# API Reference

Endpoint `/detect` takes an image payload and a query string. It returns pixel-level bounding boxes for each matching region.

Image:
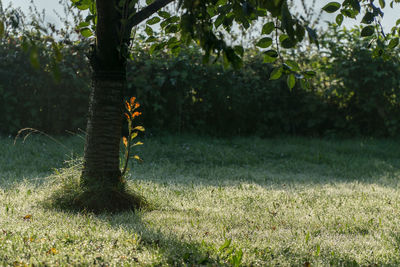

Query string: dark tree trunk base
[72,186,147,214]
[46,162,148,214]
[49,181,148,214]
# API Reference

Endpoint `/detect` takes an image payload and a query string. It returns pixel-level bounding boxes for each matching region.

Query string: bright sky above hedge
[3,0,399,33]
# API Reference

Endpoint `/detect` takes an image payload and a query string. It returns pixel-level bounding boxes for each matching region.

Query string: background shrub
[319,24,400,137]
[1,5,400,138]
[0,38,90,135]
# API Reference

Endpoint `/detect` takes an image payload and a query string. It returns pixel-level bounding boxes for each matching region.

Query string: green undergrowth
[1,135,400,265]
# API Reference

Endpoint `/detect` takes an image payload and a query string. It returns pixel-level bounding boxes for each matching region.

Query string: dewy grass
[1,135,400,265]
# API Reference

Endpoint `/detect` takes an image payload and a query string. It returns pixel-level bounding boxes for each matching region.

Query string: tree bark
[81,0,126,189]
[80,0,176,208]
[81,73,125,188]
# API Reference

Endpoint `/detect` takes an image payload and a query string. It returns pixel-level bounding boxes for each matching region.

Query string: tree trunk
[81,0,126,190]
[81,72,125,188]
[77,0,175,212]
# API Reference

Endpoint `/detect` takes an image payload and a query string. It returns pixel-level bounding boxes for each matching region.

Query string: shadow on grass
[3,135,400,189]
[130,135,400,189]
[45,205,218,265]
[0,135,84,187]
[41,169,219,265]
[103,211,217,266]
[15,135,400,265]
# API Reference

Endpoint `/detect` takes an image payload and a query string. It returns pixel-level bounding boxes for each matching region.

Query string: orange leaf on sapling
[122,137,128,147]
[135,103,140,109]
[132,111,141,118]
[125,101,131,111]
[124,113,130,120]
[130,96,136,106]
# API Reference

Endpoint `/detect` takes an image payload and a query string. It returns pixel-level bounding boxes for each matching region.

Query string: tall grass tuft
[43,158,148,214]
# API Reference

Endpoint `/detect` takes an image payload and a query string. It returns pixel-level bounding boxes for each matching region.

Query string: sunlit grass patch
[1,135,400,265]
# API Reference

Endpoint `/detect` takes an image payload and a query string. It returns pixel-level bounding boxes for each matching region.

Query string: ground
[1,135,400,265]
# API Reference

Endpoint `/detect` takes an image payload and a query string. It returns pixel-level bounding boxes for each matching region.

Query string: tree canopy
[67,0,400,90]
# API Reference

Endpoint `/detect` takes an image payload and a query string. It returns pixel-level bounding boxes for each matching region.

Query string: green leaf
[262,22,275,35]
[341,8,357,18]
[347,0,360,13]
[361,12,375,24]
[71,0,92,11]
[256,37,273,48]
[281,2,295,40]
[303,70,316,78]
[361,25,375,37]
[165,24,179,33]
[206,5,216,17]
[80,28,93,38]
[214,14,224,28]
[263,55,277,63]
[322,2,341,13]
[145,25,153,36]
[145,36,157,43]
[270,67,283,80]
[306,26,319,48]
[147,16,161,25]
[336,14,344,26]
[388,38,399,49]
[300,78,311,90]
[295,23,305,41]
[279,34,289,43]
[149,42,165,54]
[285,60,300,71]
[158,11,171,18]
[281,37,296,48]
[287,74,296,90]
[379,0,385,8]
[263,49,279,58]
[77,21,90,29]
[234,45,244,56]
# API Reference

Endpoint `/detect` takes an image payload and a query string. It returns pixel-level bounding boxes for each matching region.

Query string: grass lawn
[1,134,400,266]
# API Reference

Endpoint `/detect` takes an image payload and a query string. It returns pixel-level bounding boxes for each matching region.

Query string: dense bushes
[319,24,400,137]
[127,48,334,136]
[0,3,91,135]
[1,17,400,137]
[0,38,91,135]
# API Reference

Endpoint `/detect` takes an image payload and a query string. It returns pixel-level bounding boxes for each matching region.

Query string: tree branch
[130,0,176,27]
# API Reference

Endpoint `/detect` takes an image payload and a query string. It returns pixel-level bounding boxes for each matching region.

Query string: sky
[2,0,400,32]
